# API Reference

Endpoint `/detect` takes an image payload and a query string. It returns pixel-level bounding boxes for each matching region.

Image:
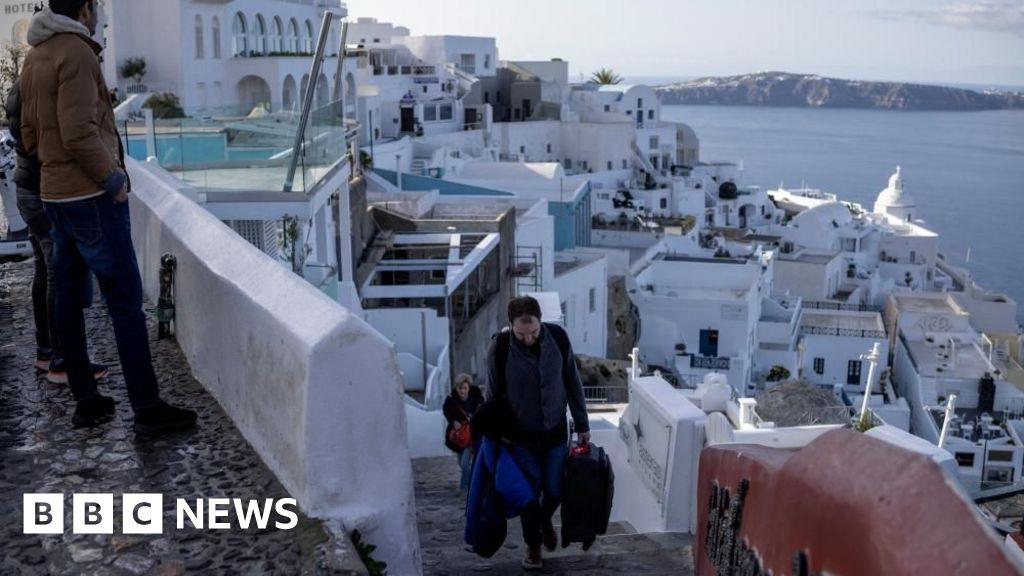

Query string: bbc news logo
[23,494,299,534]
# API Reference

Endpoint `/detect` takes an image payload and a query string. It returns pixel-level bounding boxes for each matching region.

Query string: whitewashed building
[886,292,1024,490]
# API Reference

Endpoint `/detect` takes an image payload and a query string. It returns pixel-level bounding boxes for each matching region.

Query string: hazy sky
[343,0,1024,86]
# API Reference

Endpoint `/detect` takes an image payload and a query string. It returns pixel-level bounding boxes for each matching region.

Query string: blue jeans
[459,447,474,491]
[45,195,160,411]
[508,443,568,547]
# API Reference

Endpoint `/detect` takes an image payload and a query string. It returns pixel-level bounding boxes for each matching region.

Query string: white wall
[551,254,608,358]
[397,35,497,77]
[516,206,556,292]
[801,334,889,391]
[127,159,421,574]
[774,256,842,301]
[616,376,706,533]
[404,404,449,458]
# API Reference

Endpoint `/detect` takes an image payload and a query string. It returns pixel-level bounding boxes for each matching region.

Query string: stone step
[413,456,694,575]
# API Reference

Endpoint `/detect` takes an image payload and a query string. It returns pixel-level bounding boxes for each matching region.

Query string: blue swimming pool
[125,133,278,165]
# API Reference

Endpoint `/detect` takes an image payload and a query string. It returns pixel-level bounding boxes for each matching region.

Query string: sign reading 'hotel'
[3,2,40,15]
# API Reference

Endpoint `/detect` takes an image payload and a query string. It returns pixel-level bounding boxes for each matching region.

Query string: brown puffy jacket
[20,13,124,202]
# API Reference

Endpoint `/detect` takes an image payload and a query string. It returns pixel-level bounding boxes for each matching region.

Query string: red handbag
[447,422,472,450]
[447,405,472,449]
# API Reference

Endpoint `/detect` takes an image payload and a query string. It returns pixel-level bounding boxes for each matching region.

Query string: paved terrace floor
[0,258,361,575]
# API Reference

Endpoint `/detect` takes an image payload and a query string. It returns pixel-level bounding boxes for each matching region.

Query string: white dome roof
[787,201,852,250]
[791,201,853,232]
[874,166,916,213]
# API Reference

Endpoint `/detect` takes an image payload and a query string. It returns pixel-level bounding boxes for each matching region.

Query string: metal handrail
[284,12,342,192]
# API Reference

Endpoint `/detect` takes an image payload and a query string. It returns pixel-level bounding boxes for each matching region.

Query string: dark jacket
[20,9,127,202]
[4,82,41,194]
[486,323,589,448]
[443,385,483,453]
[464,435,536,554]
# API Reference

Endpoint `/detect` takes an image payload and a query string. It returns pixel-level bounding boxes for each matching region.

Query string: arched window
[212,17,221,59]
[254,14,267,55]
[288,18,299,53]
[304,19,314,53]
[232,12,247,57]
[272,16,283,53]
[194,15,204,59]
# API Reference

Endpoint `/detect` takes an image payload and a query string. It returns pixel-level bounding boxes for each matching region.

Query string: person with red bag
[444,373,483,491]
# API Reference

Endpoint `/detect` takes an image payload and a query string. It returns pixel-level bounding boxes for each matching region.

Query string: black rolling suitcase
[561,441,614,550]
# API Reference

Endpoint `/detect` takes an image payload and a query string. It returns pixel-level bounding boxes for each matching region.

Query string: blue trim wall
[549,181,592,251]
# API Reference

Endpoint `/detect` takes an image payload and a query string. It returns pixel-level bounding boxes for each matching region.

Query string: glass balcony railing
[118,99,357,195]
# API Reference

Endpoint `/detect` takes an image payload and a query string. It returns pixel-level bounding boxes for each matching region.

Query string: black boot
[133,401,197,438]
[72,394,116,428]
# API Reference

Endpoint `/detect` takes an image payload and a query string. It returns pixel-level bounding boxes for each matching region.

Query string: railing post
[630,347,640,382]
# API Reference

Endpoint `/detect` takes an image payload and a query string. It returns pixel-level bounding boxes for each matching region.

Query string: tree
[589,67,622,85]
[119,57,147,85]
[0,43,26,119]
[142,92,185,119]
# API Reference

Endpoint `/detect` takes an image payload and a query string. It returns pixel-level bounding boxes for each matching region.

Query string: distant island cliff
[655,72,1024,111]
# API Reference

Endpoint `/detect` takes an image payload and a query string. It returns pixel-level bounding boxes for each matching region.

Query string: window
[989,450,1014,462]
[423,105,437,122]
[607,161,613,170]
[604,104,610,112]
[272,16,283,52]
[699,329,719,357]
[813,358,825,375]
[519,145,525,154]
[460,53,476,74]
[254,14,267,54]
[648,109,654,120]
[484,91,489,104]
[484,53,491,69]
[660,198,668,210]
[439,104,453,120]
[589,288,596,313]
[622,159,628,169]
[422,85,428,93]
[305,19,314,52]
[637,98,643,107]
[581,160,589,171]
[847,360,862,385]
[955,452,975,467]
[564,158,573,170]
[212,16,221,58]
[546,143,551,154]
[288,18,300,52]
[194,15,204,59]
[231,12,247,57]
[649,136,659,149]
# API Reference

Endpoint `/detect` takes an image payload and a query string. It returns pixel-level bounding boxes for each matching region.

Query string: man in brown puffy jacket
[19,0,196,437]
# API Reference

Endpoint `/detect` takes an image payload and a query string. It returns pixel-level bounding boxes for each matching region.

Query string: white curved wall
[126,158,421,574]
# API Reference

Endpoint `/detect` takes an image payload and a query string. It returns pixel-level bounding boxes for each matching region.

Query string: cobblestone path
[0,258,358,575]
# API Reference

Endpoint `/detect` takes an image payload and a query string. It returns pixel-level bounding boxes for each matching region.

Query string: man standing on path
[487,296,590,570]
[19,0,196,436]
